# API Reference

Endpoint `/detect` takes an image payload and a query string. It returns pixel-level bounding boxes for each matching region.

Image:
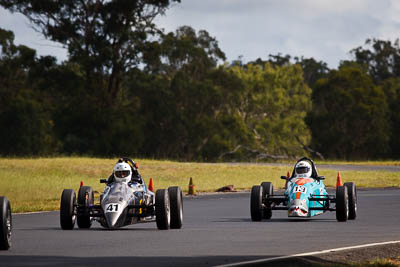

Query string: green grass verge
[0,157,399,213]
[262,160,400,166]
[316,161,400,166]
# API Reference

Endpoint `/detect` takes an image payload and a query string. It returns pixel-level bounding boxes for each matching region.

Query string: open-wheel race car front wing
[78,204,156,219]
[263,194,337,212]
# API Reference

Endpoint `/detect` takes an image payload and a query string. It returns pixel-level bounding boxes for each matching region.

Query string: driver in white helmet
[107,158,144,185]
[294,161,312,178]
[113,162,132,183]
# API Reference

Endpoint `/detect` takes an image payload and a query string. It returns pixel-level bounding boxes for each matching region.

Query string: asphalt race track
[1,188,400,267]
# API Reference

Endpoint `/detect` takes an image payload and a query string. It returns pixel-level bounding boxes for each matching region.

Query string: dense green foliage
[0,1,399,160]
[307,65,390,159]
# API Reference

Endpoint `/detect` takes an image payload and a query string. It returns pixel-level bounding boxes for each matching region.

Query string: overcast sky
[1,0,400,68]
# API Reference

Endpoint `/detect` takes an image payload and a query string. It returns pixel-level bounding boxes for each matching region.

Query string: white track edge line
[216,240,400,267]
[13,211,54,215]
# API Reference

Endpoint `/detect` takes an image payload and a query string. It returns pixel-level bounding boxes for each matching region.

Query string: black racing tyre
[168,186,183,229]
[261,182,273,219]
[261,182,273,197]
[336,186,349,222]
[77,186,94,228]
[155,189,170,230]
[344,182,357,220]
[0,196,11,250]
[60,189,76,230]
[250,185,264,221]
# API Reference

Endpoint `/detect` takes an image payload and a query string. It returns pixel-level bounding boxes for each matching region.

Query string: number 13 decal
[105,203,119,212]
[294,186,307,194]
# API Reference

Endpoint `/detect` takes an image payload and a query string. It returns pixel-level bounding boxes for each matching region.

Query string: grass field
[0,157,399,213]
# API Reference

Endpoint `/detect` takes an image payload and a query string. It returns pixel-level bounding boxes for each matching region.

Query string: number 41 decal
[105,203,119,212]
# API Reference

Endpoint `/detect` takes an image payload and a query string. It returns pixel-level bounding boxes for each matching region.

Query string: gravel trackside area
[249,243,400,266]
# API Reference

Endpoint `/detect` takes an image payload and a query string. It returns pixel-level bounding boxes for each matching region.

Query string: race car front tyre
[336,186,349,222]
[0,196,11,250]
[344,182,357,220]
[155,189,170,230]
[261,182,273,196]
[77,186,94,229]
[60,189,76,230]
[168,186,183,229]
[261,182,273,219]
[250,185,264,221]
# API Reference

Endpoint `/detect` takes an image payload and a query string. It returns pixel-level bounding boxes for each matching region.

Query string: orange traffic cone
[188,177,197,195]
[148,178,154,192]
[80,181,84,187]
[285,171,290,189]
[336,172,343,187]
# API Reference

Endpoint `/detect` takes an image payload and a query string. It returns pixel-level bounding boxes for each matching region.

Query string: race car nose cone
[289,207,307,217]
[105,212,120,228]
[288,199,308,217]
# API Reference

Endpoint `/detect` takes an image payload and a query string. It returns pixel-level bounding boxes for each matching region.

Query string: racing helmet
[295,161,312,177]
[113,162,132,183]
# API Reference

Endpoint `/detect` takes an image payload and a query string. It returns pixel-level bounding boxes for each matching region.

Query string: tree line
[0,0,399,161]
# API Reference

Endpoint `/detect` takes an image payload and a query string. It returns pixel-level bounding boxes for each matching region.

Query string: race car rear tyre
[261,182,273,219]
[336,186,349,222]
[77,186,94,229]
[155,189,170,230]
[60,189,76,230]
[344,182,357,220]
[0,196,11,250]
[250,185,264,221]
[168,186,183,229]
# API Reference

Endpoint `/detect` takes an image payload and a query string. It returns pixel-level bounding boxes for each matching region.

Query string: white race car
[60,158,183,230]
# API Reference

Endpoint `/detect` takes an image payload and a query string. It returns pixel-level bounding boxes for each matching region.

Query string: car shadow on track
[16,227,158,231]
[0,255,344,267]
[213,217,337,223]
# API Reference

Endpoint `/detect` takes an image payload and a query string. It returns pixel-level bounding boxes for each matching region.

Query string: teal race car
[250,157,357,222]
